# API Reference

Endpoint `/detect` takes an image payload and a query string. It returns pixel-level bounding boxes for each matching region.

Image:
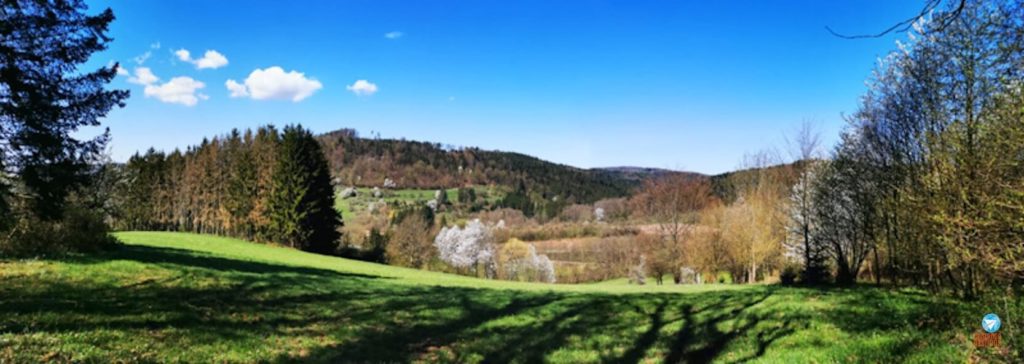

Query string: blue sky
[86,0,925,174]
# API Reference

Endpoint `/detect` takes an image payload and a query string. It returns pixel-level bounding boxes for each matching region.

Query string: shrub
[628,255,647,285]
[0,206,118,257]
[780,264,800,285]
[497,238,556,283]
[386,216,435,269]
[716,271,733,284]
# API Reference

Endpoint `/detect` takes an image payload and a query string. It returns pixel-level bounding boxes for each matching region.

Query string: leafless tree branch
[826,0,966,39]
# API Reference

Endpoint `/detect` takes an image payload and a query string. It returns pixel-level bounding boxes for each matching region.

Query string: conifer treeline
[115,125,340,253]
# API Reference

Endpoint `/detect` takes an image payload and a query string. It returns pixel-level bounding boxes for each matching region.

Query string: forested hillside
[318,129,638,203]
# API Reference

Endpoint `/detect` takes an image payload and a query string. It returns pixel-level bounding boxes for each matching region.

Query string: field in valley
[0,232,991,363]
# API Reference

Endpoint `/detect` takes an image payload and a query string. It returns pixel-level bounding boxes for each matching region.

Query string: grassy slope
[0,232,984,363]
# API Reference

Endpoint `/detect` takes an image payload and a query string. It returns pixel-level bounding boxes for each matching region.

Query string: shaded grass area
[0,232,980,362]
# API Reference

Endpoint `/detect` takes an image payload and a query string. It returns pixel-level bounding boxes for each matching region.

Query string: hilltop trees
[116,125,342,254]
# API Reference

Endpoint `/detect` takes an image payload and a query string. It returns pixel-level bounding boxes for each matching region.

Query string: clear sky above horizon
[86,0,927,175]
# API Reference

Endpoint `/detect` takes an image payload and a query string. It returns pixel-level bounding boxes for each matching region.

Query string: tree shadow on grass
[4,246,945,363]
[81,244,387,281]
[662,290,777,364]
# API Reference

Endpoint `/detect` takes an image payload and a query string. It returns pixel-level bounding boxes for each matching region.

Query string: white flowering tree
[434,219,496,277]
[533,252,556,283]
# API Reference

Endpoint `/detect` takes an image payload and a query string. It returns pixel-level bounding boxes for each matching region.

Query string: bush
[716,271,733,284]
[386,216,435,269]
[780,264,799,285]
[0,207,118,257]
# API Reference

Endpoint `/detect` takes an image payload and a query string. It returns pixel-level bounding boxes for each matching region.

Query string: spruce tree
[1,0,129,220]
[268,125,341,253]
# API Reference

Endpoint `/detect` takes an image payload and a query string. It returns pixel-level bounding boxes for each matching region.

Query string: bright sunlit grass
[0,232,983,362]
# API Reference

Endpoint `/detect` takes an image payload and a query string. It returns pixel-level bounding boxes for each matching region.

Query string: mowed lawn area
[0,232,985,363]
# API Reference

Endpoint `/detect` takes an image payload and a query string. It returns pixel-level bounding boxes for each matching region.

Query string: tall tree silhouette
[268,125,341,253]
[0,0,128,219]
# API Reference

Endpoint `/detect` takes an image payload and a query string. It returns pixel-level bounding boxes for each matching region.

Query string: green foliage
[0,0,128,220]
[0,205,118,257]
[499,181,535,216]
[716,271,733,284]
[0,231,1000,362]
[457,186,476,204]
[268,125,341,254]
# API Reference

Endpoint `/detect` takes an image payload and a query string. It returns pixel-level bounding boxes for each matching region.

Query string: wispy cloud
[133,51,152,65]
[175,49,229,69]
[384,31,403,39]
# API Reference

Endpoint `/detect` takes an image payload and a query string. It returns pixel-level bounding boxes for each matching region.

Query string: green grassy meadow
[0,232,998,363]
[334,187,460,222]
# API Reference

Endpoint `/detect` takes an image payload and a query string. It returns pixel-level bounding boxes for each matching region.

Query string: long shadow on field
[663,290,776,363]
[8,245,952,363]
[92,244,386,280]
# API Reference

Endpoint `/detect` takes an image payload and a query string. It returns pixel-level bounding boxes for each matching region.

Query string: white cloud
[133,51,152,65]
[346,79,378,96]
[384,31,403,39]
[143,77,206,106]
[150,41,161,49]
[225,79,249,98]
[128,67,158,85]
[176,49,229,69]
[226,66,322,102]
[174,49,190,62]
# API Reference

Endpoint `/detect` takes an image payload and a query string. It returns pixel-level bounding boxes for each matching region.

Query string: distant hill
[317,129,642,203]
[592,166,704,183]
[316,128,799,204]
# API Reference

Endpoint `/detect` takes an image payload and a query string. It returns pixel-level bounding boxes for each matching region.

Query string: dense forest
[114,125,340,253]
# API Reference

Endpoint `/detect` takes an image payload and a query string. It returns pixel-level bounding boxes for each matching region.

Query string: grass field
[334,187,460,222]
[0,232,1001,363]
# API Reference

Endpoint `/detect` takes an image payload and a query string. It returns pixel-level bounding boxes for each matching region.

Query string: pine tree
[224,130,256,239]
[251,126,279,242]
[1,0,129,220]
[268,125,341,253]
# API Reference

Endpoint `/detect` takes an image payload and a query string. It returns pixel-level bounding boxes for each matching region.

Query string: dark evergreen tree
[500,180,534,216]
[0,0,128,220]
[268,125,341,253]
[224,129,257,239]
